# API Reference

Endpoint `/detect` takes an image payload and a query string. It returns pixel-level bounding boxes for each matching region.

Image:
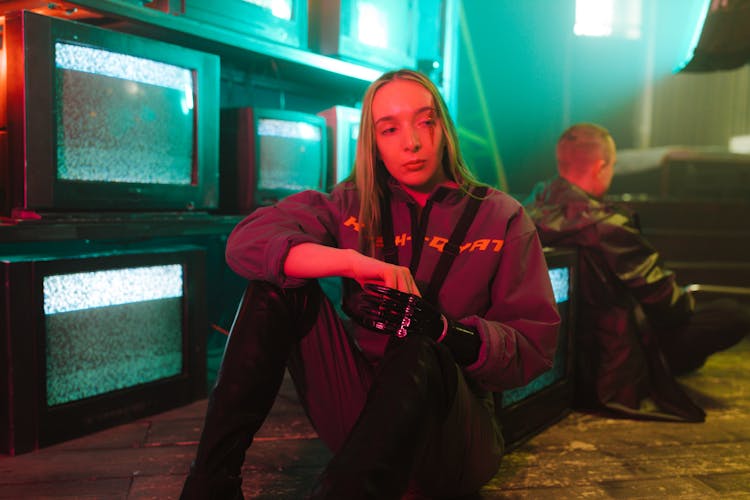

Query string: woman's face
[371,79,446,194]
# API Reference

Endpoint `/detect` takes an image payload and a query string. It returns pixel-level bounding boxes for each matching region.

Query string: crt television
[309,0,418,70]
[181,0,308,49]
[0,245,207,455]
[495,246,578,450]
[220,107,328,212]
[318,105,361,188]
[1,10,220,218]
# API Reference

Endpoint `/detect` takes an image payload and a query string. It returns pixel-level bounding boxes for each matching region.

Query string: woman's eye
[418,117,436,128]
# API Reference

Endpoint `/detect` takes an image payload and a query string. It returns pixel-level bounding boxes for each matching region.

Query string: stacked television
[0,0,444,455]
[219,107,329,212]
[177,0,420,71]
[181,0,308,50]
[309,0,419,70]
[319,105,362,188]
[0,10,220,455]
[1,10,220,217]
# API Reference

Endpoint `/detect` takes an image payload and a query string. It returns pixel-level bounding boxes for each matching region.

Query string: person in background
[180,68,560,499]
[525,122,750,422]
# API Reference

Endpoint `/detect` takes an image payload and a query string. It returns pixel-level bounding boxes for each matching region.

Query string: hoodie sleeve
[462,210,562,392]
[225,189,344,288]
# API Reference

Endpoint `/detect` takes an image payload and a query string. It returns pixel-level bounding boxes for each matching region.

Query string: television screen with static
[0,246,207,456]
[495,247,577,450]
[43,265,185,407]
[54,43,195,186]
[256,115,326,193]
[220,107,327,212]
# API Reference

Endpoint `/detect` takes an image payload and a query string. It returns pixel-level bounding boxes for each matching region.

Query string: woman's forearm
[283,242,419,294]
[284,243,357,279]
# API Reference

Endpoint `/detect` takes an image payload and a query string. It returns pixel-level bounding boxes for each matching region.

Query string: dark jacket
[226,179,560,394]
[524,176,704,421]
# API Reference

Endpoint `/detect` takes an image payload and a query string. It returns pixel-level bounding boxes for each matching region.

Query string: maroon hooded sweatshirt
[226,179,560,394]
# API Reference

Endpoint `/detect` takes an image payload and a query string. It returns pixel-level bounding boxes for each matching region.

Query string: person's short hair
[556,123,615,177]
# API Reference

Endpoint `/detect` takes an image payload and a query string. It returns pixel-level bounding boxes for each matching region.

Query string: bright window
[575,0,642,39]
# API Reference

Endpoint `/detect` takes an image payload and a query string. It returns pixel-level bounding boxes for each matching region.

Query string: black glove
[356,284,481,365]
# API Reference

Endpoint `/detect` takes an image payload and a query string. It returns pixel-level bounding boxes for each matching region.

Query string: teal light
[55,42,193,99]
[574,0,643,40]
[548,267,569,304]
[182,81,194,115]
[357,2,388,48]
[575,0,615,37]
[43,265,183,314]
[242,0,292,20]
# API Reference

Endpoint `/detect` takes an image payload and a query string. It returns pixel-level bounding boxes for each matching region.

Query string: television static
[220,107,328,213]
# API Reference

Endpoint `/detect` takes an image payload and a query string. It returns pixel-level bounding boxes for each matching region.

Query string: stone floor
[1,337,748,499]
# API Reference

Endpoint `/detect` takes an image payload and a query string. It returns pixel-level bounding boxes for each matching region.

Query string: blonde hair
[556,123,616,178]
[353,69,480,255]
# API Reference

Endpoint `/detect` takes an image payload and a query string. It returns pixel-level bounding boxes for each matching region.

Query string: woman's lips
[403,159,425,170]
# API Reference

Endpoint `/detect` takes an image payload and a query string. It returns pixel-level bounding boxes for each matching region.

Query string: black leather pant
[180,280,320,499]
[180,280,502,499]
[660,297,750,375]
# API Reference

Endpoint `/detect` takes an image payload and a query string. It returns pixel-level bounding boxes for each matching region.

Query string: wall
[456,0,712,197]
[651,65,750,147]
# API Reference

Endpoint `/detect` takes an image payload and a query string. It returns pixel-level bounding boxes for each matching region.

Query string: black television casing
[220,107,328,212]
[0,245,207,456]
[2,10,220,217]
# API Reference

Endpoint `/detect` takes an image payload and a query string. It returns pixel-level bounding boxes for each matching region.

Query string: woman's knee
[382,335,459,411]
[241,280,325,339]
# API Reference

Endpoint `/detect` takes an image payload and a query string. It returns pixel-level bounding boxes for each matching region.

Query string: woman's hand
[347,250,421,296]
